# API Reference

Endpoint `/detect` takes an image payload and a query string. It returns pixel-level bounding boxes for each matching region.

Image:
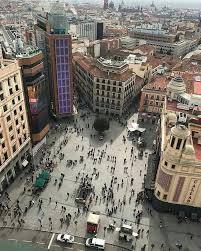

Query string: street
[0,227,126,251]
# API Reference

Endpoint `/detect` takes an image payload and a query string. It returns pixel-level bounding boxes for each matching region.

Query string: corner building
[153,116,201,217]
[73,53,137,116]
[17,49,49,144]
[0,59,31,191]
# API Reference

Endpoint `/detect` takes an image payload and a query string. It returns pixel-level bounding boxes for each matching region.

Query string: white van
[85,238,105,250]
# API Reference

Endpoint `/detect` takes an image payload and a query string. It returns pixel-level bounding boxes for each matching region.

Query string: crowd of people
[0,106,171,250]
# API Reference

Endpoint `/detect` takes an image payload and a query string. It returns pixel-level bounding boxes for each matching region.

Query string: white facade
[77,21,97,41]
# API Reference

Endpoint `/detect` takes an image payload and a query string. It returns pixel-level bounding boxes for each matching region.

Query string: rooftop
[143,76,168,92]
[73,52,134,81]
[193,81,201,95]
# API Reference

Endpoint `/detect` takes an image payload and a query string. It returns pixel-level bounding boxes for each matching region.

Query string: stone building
[152,74,201,217]
[73,52,142,116]
[0,59,31,191]
[139,76,168,115]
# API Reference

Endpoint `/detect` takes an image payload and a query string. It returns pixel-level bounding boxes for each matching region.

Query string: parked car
[85,238,105,249]
[57,234,74,244]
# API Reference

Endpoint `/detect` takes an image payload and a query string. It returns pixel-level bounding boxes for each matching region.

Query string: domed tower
[154,123,192,208]
[167,76,186,100]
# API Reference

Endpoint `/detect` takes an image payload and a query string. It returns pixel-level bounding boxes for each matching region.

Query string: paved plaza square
[0,107,201,251]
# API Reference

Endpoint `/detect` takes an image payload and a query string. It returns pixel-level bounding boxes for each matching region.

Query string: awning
[87,213,100,225]
[34,177,46,188]
[128,123,146,133]
[22,159,28,167]
[39,170,50,180]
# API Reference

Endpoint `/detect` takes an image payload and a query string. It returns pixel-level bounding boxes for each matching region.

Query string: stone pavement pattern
[1,108,201,251]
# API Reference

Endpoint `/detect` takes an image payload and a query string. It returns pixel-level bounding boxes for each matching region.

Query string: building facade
[77,20,97,41]
[0,59,31,192]
[73,53,141,116]
[152,75,201,217]
[139,76,167,114]
[153,116,201,217]
[128,27,197,57]
[17,49,49,144]
[35,9,74,118]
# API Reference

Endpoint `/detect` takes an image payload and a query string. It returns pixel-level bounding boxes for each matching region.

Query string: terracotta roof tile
[73,52,134,81]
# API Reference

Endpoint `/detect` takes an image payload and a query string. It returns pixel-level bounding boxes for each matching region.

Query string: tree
[93,117,109,133]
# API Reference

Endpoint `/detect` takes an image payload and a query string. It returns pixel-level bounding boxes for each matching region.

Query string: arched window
[171,136,175,147]
[176,138,182,149]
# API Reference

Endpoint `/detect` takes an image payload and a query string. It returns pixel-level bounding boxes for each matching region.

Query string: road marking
[36,242,45,245]
[51,244,60,247]
[48,233,55,250]
[22,240,32,243]
[8,239,17,241]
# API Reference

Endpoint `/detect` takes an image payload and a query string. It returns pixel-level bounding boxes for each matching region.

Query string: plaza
[0,106,201,251]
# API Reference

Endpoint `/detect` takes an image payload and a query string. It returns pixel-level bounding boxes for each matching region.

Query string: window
[2,142,5,148]
[19,138,22,145]
[17,129,20,134]
[9,126,12,132]
[4,152,8,161]
[8,78,11,86]
[18,95,21,101]
[112,87,116,92]
[15,85,19,91]
[171,164,175,169]
[6,116,11,122]
[14,109,17,115]
[21,115,24,121]
[22,124,25,129]
[24,133,27,140]
[12,99,15,105]
[163,194,167,200]
[11,135,14,141]
[164,161,168,166]
[0,93,4,101]
[96,84,99,89]
[176,139,182,150]
[0,82,2,91]
[157,191,161,197]
[107,86,110,91]
[171,136,175,147]
[14,75,17,82]
[19,105,22,111]
[3,105,7,112]
[102,85,105,90]
[97,78,99,82]
[16,119,19,125]
[12,145,16,153]
[0,133,2,139]
[9,89,13,95]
